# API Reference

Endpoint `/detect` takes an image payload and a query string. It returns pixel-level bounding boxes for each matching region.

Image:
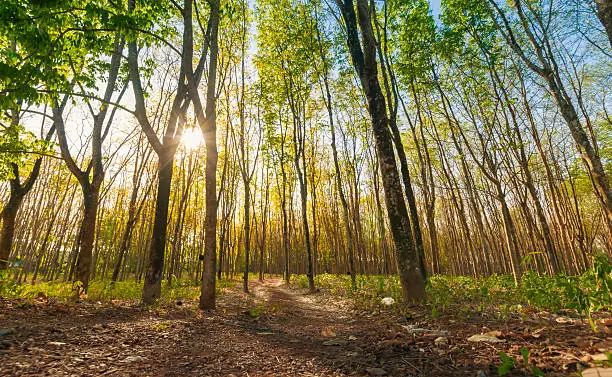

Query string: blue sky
[429,0,441,19]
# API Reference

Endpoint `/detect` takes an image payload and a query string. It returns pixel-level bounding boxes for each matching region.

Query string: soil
[0,277,610,376]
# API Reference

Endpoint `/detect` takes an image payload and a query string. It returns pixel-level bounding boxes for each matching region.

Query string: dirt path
[0,277,610,376]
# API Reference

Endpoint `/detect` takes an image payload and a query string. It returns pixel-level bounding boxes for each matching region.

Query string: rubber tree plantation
[0,0,611,376]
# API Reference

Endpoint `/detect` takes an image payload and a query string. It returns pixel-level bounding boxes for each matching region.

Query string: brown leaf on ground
[1,277,610,376]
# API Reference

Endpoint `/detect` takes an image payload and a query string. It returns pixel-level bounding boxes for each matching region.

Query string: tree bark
[1,110,54,270]
[336,0,426,302]
[142,153,173,302]
[194,0,221,310]
[0,191,21,270]
[75,187,99,292]
[595,0,612,48]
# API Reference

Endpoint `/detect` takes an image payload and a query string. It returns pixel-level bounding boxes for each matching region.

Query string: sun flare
[181,127,204,150]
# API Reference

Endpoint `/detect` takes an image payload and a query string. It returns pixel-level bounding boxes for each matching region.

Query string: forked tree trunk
[0,194,21,270]
[1,111,53,270]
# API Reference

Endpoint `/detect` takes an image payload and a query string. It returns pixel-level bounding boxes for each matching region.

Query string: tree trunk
[243,185,251,293]
[198,0,221,310]
[142,153,173,303]
[113,217,136,282]
[337,0,426,302]
[547,80,612,231]
[595,0,612,48]
[281,165,290,284]
[75,186,100,293]
[0,195,21,270]
[296,157,315,292]
[259,174,270,281]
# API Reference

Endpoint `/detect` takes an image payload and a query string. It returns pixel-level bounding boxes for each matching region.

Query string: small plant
[152,321,171,332]
[431,305,440,318]
[247,307,260,317]
[520,347,545,376]
[497,348,544,376]
[497,351,516,376]
[0,270,23,297]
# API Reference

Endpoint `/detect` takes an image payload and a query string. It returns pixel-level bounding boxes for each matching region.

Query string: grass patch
[0,271,236,305]
[291,253,612,324]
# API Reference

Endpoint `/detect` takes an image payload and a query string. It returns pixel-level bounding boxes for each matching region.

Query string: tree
[336,0,426,302]
[186,0,221,310]
[0,112,55,270]
[486,0,612,233]
[53,34,125,294]
[128,0,219,304]
[256,0,321,291]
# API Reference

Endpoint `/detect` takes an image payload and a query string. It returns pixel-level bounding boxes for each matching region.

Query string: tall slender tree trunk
[259,174,270,281]
[243,185,251,293]
[112,216,136,282]
[326,85,356,286]
[295,155,315,292]
[281,163,290,284]
[337,0,426,302]
[142,153,173,302]
[496,184,523,284]
[197,0,221,310]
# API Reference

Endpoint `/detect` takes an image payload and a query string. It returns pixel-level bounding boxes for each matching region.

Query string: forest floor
[0,276,610,377]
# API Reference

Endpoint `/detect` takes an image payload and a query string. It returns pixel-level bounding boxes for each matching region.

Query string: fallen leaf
[366,367,387,376]
[120,356,145,363]
[591,353,609,361]
[434,336,448,346]
[467,334,505,343]
[321,327,336,337]
[582,368,612,377]
[323,339,348,346]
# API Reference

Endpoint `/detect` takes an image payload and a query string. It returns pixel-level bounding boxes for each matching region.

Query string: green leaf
[497,351,515,376]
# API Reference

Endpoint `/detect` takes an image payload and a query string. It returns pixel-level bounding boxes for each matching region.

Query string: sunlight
[181,127,203,150]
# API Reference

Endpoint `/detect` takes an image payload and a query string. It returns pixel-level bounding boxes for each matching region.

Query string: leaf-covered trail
[1,277,610,376]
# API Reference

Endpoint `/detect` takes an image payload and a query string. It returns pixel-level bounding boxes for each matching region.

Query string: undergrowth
[292,253,612,326]
[0,271,234,305]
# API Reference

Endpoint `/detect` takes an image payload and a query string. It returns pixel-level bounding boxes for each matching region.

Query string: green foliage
[0,0,175,177]
[292,273,403,308]
[520,347,545,376]
[0,118,54,180]
[247,307,260,317]
[245,302,279,318]
[0,276,234,304]
[0,269,23,297]
[152,321,171,332]
[497,351,516,376]
[290,253,612,327]
[497,347,544,376]
[0,0,176,108]
[389,0,437,84]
